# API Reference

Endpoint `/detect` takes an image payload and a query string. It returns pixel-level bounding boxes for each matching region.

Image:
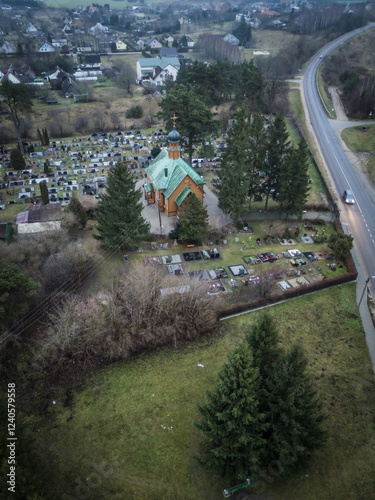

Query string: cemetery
[127,217,354,307]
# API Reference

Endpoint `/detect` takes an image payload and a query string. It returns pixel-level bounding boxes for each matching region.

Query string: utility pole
[357,276,375,312]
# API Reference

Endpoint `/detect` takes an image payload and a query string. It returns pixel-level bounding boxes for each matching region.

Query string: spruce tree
[278,138,310,219]
[176,193,210,244]
[262,344,326,475]
[39,181,49,205]
[94,161,150,249]
[263,114,290,211]
[218,108,250,219]
[245,313,283,379]
[195,339,266,481]
[247,113,268,203]
[68,195,87,228]
[10,148,26,176]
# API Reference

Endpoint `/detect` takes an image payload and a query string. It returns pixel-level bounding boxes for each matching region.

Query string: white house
[38,42,55,53]
[144,37,162,50]
[89,22,109,35]
[151,64,179,85]
[133,37,144,49]
[178,35,194,48]
[26,23,38,33]
[52,39,68,48]
[136,56,180,83]
[163,34,174,44]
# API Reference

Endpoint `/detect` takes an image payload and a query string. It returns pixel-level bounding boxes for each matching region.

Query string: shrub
[126,105,143,119]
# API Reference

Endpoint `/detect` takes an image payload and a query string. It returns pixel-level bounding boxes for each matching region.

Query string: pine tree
[263,114,290,211]
[218,108,250,219]
[195,339,266,481]
[94,161,150,249]
[176,193,210,244]
[262,344,326,475]
[68,195,87,228]
[39,181,49,205]
[278,138,310,219]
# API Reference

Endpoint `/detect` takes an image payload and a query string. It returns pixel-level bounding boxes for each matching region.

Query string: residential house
[115,38,127,51]
[144,36,162,51]
[89,22,109,35]
[0,41,16,54]
[178,16,190,25]
[163,34,174,44]
[144,128,205,217]
[25,23,43,37]
[25,23,38,34]
[133,37,144,49]
[5,65,24,84]
[25,66,36,82]
[84,54,101,68]
[159,46,178,58]
[61,76,80,97]
[52,39,68,48]
[62,24,74,36]
[136,56,180,83]
[38,42,55,53]
[223,33,240,45]
[178,35,194,48]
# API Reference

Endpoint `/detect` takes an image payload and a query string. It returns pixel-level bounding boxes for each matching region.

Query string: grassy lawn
[341,125,375,151]
[28,283,375,499]
[341,125,375,183]
[0,202,26,222]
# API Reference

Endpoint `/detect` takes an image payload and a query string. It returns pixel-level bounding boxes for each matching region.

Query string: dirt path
[328,87,347,121]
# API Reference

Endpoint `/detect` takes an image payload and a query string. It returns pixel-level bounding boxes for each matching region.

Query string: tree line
[218,111,310,219]
[195,313,325,482]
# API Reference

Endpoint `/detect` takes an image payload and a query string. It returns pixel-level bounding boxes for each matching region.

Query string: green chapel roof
[145,149,205,199]
[174,186,192,206]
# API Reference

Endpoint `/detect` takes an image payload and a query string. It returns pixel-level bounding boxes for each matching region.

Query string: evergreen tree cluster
[195,314,325,482]
[175,60,264,109]
[37,127,49,146]
[218,112,310,219]
[94,161,150,249]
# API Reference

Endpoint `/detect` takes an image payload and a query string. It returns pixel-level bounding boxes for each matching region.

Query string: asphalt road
[303,23,375,297]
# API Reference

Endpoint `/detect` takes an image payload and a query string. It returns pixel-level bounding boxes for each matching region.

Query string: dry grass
[26,284,375,500]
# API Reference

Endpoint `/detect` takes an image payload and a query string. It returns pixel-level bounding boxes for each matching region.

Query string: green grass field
[28,283,375,499]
